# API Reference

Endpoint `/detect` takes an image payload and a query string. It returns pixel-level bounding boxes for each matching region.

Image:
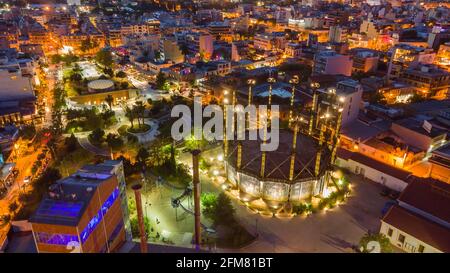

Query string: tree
[50,54,62,64]
[89,128,105,144]
[136,147,150,169]
[116,155,136,176]
[124,106,136,128]
[65,133,78,153]
[95,49,114,68]
[116,71,127,78]
[133,101,146,127]
[105,94,114,110]
[155,72,167,90]
[130,216,151,239]
[103,67,114,77]
[201,192,236,227]
[213,193,235,226]
[62,53,79,66]
[359,232,392,253]
[70,72,83,83]
[80,37,95,53]
[106,133,124,152]
[201,192,217,219]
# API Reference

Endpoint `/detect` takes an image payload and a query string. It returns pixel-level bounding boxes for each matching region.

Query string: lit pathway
[77,134,110,157]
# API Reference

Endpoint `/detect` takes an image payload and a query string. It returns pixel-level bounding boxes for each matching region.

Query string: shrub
[130,216,151,239]
[359,232,393,253]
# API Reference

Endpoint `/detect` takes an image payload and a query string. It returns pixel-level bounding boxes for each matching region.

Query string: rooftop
[227,129,330,181]
[30,172,113,226]
[394,118,447,138]
[337,148,412,181]
[341,119,390,142]
[382,205,450,253]
[399,178,450,224]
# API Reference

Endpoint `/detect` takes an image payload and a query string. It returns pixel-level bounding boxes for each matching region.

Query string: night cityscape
[0,0,449,261]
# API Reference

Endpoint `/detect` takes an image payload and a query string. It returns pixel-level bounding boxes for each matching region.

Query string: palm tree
[134,101,145,128]
[105,94,114,110]
[124,106,135,128]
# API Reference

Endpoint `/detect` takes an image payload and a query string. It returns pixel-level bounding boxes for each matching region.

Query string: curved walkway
[77,135,110,157]
[128,119,160,143]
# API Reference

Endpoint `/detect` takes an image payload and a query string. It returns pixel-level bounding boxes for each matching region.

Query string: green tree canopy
[89,128,105,144]
[95,49,114,68]
[155,72,167,90]
[359,232,392,253]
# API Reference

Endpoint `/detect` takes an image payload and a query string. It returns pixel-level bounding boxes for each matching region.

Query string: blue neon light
[80,187,120,244]
[35,232,79,246]
[33,188,120,247]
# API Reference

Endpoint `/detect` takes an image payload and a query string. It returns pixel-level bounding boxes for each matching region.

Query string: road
[0,62,57,221]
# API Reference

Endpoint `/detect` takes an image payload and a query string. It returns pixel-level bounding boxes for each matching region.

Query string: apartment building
[350,48,379,73]
[313,51,353,76]
[387,44,435,81]
[30,164,127,253]
[400,64,450,100]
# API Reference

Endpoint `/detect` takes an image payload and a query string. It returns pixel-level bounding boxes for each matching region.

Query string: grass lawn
[128,124,151,133]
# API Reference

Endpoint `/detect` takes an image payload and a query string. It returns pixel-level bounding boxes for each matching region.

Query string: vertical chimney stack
[132,184,147,253]
[192,149,202,249]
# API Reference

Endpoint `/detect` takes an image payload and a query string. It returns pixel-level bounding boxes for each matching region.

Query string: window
[398,234,405,243]
[418,245,425,253]
[387,228,393,237]
[35,232,79,246]
[80,187,120,244]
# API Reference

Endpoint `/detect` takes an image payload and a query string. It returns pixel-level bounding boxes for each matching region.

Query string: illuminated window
[35,232,78,246]
[80,187,120,244]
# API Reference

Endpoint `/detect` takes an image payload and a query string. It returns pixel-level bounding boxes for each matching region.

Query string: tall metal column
[288,75,299,128]
[309,82,320,135]
[192,149,202,249]
[132,184,147,253]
